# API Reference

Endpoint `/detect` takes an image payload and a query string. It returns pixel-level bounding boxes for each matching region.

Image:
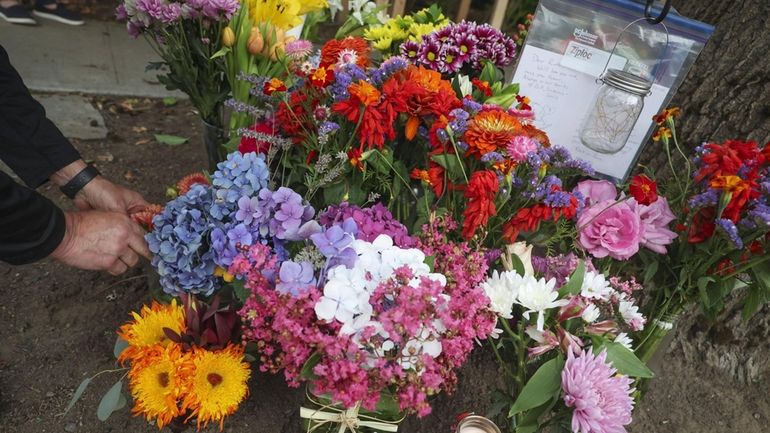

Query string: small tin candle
[455,415,502,433]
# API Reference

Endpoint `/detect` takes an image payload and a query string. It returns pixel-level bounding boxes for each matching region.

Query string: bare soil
[0,97,768,433]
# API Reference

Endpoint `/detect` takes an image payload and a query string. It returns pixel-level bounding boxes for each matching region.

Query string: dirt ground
[0,97,768,433]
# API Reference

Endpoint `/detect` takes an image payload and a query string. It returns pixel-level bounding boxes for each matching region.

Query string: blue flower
[715,218,744,250]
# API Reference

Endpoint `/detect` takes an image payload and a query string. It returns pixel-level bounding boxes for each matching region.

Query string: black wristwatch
[60,165,100,199]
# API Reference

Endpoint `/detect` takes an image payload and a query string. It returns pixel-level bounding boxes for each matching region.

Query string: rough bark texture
[641,0,770,171]
[640,0,770,385]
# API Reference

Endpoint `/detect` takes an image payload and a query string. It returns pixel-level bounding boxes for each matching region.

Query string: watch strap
[60,165,100,199]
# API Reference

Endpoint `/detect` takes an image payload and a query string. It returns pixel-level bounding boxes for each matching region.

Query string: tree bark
[641,0,770,172]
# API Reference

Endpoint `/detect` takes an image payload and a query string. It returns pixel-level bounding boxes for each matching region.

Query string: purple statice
[329,63,367,101]
[260,187,316,241]
[481,151,504,164]
[224,98,266,117]
[715,218,744,249]
[318,121,340,146]
[370,56,409,86]
[744,202,770,229]
[562,350,634,433]
[462,98,482,114]
[688,188,719,210]
[276,261,317,295]
[210,151,270,220]
[448,108,470,135]
[319,202,416,247]
[310,218,359,270]
[544,188,574,209]
[146,184,219,296]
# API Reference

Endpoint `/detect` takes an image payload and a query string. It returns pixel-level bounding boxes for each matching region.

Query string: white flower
[456,74,472,97]
[581,303,600,323]
[619,299,646,331]
[578,271,613,301]
[614,332,634,351]
[508,241,535,276]
[481,270,522,319]
[515,276,569,331]
[399,328,442,371]
[315,266,370,324]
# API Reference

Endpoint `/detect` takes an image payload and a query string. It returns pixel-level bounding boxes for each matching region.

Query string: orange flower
[130,204,164,231]
[263,78,287,95]
[320,37,370,69]
[309,66,334,88]
[348,80,381,107]
[176,172,210,195]
[464,110,524,158]
[653,107,680,125]
[710,175,749,193]
[404,65,454,94]
[652,127,672,142]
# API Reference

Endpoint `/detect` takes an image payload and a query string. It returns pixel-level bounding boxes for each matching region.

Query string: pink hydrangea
[577,200,642,260]
[562,349,634,433]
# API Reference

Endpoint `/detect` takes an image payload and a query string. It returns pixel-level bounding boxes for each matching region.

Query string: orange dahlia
[176,172,210,195]
[130,204,163,231]
[464,110,525,158]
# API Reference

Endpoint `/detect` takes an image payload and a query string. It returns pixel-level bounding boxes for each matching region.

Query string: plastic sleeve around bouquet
[300,388,404,433]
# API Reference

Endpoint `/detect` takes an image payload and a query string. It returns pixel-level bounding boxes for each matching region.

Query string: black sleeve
[0,171,66,265]
[0,44,81,188]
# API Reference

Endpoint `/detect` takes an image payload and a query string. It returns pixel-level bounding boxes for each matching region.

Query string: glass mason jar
[580,69,653,154]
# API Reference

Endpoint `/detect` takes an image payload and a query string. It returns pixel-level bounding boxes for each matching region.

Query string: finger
[127,227,152,260]
[107,259,129,276]
[119,249,140,268]
[126,193,151,214]
[73,197,93,211]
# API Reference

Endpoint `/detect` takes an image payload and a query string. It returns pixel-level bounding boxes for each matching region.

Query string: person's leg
[0,0,36,25]
[32,0,83,25]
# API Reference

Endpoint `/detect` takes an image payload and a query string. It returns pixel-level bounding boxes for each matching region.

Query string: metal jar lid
[601,68,652,96]
[456,415,502,433]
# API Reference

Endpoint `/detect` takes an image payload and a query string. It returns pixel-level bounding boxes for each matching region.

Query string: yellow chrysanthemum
[117,300,186,364]
[128,344,189,429]
[248,0,302,30]
[181,345,251,430]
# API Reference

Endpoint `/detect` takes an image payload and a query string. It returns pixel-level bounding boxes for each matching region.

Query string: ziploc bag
[511,0,714,182]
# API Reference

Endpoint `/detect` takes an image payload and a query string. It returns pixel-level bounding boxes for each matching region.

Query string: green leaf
[323,182,347,204]
[162,97,178,106]
[63,377,91,415]
[643,260,659,286]
[479,61,499,85]
[154,134,189,146]
[300,352,321,380]
[113,337,129,359]
[97,381,124,421]
[508,254,525,276]
[508,355,565,417]
[752,265,770,291]
[742,285,763,320]
[697,276,715,306]
[558,260,585,297]
[599,341,654,378]
[424,255,435,272]
[430,154,465,181]
[231,279,250,304]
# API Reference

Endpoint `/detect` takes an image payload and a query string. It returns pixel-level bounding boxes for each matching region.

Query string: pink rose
[633,196,677,254]
[577,200,642,260]
[574,180,618,206]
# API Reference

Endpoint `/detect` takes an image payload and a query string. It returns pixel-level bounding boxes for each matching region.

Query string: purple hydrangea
[310,218,359,270]
[259,187,316,241]
[146,184,219,296]
[319,202,416,247]
[276,261,317,295]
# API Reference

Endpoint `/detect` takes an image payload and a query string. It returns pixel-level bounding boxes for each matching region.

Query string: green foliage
[300,352,321,380]
[558,260,585,298]
[593,340,654,378]
[508,355,565,417]
[62,377,92,415]
[97,380,126,421]
[155,134,189,146]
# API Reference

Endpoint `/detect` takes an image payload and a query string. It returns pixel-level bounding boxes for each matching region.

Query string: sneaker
[0,4,36,25]
[32,3,83,25]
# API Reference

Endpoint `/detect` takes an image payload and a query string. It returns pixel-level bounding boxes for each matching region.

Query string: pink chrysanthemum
[561,349,634,433]
[285,39,313,60]
[506,135,538,162]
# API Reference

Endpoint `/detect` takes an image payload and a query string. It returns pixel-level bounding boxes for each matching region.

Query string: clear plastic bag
[511,0,714,181]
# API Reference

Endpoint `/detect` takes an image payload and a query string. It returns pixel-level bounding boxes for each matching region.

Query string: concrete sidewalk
[0,19,182,97]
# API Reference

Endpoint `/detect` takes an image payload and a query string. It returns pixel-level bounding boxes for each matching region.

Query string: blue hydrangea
[146,184,219,296]
[210,152,270,220]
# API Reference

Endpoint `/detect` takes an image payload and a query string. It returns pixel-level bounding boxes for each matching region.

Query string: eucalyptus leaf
[155,134,189,146]
[113,337,129,359]
[508,355,565,416]
[63,377,91,415]
[97,381,124,421]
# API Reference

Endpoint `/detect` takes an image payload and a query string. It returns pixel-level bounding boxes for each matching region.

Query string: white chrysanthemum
[581,303,601,323]
[481,270,523,319]
[619,299,646,331]
[614,332,634,350]
[515,276,569,331]
[579,271,614,301]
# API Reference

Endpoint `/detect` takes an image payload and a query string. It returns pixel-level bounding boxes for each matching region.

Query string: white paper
[513,45,670,180]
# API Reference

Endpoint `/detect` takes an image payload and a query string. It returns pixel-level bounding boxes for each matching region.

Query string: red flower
[461,170,499,239]
[239,120,275,154]
[320,37,370,69]
[695,140,760,182]
[688,207,716,244]
[176,172,210,195]
[277,91,318,143]
[347,148,364,171]
[130,204,163,231]
[309,66,334,88]
[516,94,532,111]
[411,163,447,197]
[472,78,493,97]
[263,78,287,95]
[503,204,553,242]
[629,174,658,205]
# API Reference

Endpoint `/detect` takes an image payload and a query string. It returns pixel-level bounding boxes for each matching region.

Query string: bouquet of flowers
[116,0,238,126]
[235,210,497,429]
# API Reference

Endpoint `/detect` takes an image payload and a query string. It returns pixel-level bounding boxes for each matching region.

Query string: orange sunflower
[464,110,525,158]
[117,300,186,365]
[128,343,190,429]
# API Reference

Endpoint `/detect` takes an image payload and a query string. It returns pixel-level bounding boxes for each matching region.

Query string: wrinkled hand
[74,177,149,214]
[51,211,151,275]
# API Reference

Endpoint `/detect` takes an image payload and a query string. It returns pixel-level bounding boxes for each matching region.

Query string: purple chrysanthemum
[562,349,635,433]
[417,37,442,69]
[401,40,421,61]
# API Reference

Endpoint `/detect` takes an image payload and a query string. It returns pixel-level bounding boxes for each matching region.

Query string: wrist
[51,160,88,187]
[51,211,78,262]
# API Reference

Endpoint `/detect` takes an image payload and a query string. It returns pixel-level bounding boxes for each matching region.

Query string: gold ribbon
[300,393,402,433]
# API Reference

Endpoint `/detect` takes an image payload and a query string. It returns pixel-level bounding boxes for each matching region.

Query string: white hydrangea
[481,270,523,319]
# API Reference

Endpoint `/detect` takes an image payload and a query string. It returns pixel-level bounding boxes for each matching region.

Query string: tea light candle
[455,415,502,433]
[458,427,489,433]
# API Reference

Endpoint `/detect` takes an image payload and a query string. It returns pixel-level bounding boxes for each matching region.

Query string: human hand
[74,176,150,214]
[51,211,151,275]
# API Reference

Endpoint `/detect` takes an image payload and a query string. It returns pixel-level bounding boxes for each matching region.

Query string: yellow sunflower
[181,344,251,430]
[117,300,186,364]
[128,344,189,429]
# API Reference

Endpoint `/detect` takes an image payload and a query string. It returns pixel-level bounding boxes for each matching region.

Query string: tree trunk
[641,0,770,172]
